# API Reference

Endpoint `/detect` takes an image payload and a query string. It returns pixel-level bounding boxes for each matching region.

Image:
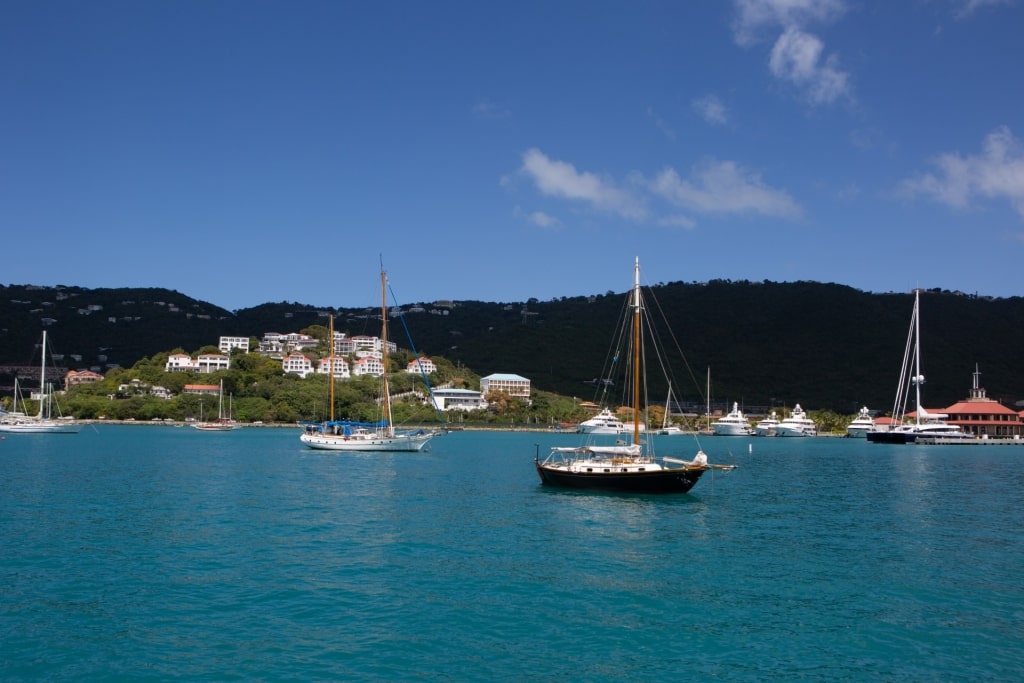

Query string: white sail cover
[918,406,949,419]
[552,444,643,457]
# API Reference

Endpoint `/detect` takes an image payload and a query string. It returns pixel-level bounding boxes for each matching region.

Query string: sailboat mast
[663,383,671,429]
[706,366,711,432]
[380,269,393,436]
[632,257,641,445]
[328,314,335,422]
[913,288,923,427]
[39,330,47,420]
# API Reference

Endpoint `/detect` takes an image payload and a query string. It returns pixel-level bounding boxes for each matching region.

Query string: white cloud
[657,215,698,230]
[900,126,1024,219]
[954,0,1015,19]
[732,0,847,46]
[650,160,803,218]
[731,0,851,106]
[836,183,861,200]
[769,27,850,105]
[528,211,560,229]
[512,150,802,229]
[519,148,646,220]
[692,95,729,125]
[472,98,511,118]
[646,106,677,140]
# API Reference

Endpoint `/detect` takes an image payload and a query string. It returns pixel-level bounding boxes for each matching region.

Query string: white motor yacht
[774,404,817,437]
[754,411,780,437]
[577,408,645,435]
[846,406,875,438]
[712,402,753,436]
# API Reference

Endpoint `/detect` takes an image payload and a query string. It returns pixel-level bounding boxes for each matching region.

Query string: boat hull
[535,463,705,493]
[712,424,752,436]
[866,430,915,444]
[869,429,975,445]
[300,431,433,452]
[576,425,625,435]
[774,427,813,437]
[914,436,979,445]
[0,421,81,434]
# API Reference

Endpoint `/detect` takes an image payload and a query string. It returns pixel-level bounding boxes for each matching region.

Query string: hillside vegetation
[2,281,1022,413]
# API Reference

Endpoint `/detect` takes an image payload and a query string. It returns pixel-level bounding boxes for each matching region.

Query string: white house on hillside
[317,357,351,379]
[219,336,251,353]
[197,354,230,373]
[480,373,531,399]
[352,357,385,377]
[166,353,197,372]
[431,388,488,412]
[165,353,231,374]
[260,332,318,355]
[406,357,436,374]
[338,335,397,356]
[282,352,313,378]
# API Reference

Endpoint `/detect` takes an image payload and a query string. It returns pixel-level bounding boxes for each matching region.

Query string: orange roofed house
[938,366,1023,438]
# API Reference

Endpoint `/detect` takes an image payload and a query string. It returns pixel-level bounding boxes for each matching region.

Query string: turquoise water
[2,427,1023,681]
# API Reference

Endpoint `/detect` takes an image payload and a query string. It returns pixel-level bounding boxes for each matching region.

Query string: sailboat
[300,268,436,452]
[535,258,735,493]
[655,384,683,435]
[192,379,240,431]
[700,367,713,434]
[0,331,81,434]
[866,289,972,444]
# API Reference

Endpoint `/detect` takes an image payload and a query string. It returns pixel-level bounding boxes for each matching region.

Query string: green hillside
[2,281,1022,412]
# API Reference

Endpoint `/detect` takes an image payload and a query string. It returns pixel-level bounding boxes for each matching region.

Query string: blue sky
[3,0,1022,310]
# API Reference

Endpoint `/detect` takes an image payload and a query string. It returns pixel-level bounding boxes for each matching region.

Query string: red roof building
[939,366,1022,438]
[64,369,104,391]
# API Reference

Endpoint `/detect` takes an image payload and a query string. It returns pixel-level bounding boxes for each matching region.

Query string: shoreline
[76,419,859,436]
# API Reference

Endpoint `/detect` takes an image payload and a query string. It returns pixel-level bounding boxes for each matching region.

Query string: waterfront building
[431,388,487,412]
[941,365,1023,438]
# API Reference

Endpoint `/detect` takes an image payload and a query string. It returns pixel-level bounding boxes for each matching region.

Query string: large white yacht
[846,406,875,438]
[754,411,780,436]
[774,404,817,437]
[712,402,753,436]
[887,407,974,444]
[577,408,645,435]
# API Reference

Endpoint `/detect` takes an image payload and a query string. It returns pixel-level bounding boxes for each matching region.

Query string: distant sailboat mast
[662,384,672,430]
[912,288,924,428]
[891,288,925,428]
[380,268,394,438]
[328,314,336,423]
[38,330,48,419]
[706,367,711,432]
[631,257,642,445]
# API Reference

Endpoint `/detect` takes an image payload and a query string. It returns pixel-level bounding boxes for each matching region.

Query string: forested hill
[2,282,1022,412]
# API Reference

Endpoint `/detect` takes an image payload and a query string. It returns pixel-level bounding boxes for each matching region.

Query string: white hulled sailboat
[0,331,81,434]
[300,268,437,452]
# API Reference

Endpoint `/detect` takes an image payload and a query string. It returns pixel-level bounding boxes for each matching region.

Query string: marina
[2,426,1023,681]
